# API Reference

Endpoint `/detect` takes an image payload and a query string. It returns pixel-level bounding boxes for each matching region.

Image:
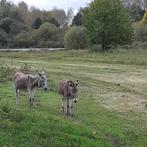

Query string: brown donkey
[58,80,78,116]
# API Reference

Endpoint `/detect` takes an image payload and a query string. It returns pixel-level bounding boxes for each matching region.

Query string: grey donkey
[13,71,48,107]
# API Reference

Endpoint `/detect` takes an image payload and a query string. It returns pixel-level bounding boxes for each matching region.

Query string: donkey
[58,80,79,116]
[13,71,48,107]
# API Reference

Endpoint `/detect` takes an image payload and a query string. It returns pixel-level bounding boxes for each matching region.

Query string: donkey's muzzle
[74,100,77,103]
[44,87,47,91]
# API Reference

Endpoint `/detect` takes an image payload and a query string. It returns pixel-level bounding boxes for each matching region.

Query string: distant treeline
[0,0,74,48]
[0,0,147,51]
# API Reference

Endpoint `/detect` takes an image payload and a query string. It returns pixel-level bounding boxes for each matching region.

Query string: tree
[29,6,42,27]
[0,0,67,48]
[123,0,144,7]
[0,17,14,33]
[140,11,147,25]
[18,1,29,24]
[9,21,27,35]
[66,8,74,26]
[0,17,26,35]
[72,8,84,26]
[122,0,145,21]
[144,0,147,8]
[127,3,145,21]
[83,0,133,50]
[0,0,13,19]
[0,0,7,6]
[48,17,60,27]
[64,26,88,49]
[134,12,147,42]
[9,7,22,22]
[41,11,60,27]
[52,8,67,28]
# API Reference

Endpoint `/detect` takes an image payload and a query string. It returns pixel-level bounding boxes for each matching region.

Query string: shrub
[64,26,88,49]
[19,63,30,73]
[0,64,15,81]
[131,41,147,49]
[134,23,147,42]
[33,22,58,41]
[134,12,147,43]
[0,29,7,47]
[15,31,35,47]
[35,40,63,48]
[46,41,64,48]
[90,44,103,52]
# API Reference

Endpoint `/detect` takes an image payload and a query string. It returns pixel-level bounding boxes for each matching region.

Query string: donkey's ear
[76,80,79,86]
[67,80,71,84]
[67,80,73,87]
[38,72,42,76]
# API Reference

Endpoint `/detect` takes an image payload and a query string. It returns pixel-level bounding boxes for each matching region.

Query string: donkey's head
[67,80,79,103]
[38,71,48,91]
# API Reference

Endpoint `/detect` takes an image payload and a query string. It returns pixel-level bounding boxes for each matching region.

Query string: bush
[0,64,15,81]
[15,31,35,47]
[131,41,147,49]
[90,44,103,52]
[33,22,58,41]
[134,12,147,43]
[64,26,88,49]
[35,40,63,48]
[46,41,63,48]
[19,63,30,73]
[0,29,7,47]
[134,23,147,42]
[83,0,133,51]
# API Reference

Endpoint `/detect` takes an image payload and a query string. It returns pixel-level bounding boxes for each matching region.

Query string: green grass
[0,49,147,146]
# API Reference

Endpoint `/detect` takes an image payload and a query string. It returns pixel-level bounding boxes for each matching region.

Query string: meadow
[0,49,147,147]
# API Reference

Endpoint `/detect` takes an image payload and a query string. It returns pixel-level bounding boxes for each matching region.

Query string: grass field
[0,49,147,147]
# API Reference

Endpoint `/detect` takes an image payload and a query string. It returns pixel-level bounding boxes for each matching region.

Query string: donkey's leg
[61,98,64,112]
[13,84,19,105]
[69,100,73,116]
[63,98,67,115]
[67,98,70,116]
[15,89,19,105]
[28,89,33,107]
[31,90,35,106]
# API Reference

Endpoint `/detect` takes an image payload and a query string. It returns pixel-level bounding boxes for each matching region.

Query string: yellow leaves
[140,12,147,25]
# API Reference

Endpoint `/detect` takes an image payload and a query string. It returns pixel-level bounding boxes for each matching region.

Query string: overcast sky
[10,0,92,13]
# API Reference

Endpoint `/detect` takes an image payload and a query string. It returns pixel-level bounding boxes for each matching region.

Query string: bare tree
[66,8,74,26]
[52,7,67,28]
[122,0,146,9]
